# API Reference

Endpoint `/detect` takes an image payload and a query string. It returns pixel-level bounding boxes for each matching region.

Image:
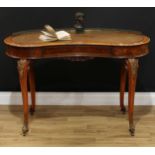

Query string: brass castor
[29,106,35,115]
[22,125,29,136]
[129,127,135,136]
[120,107,126,114]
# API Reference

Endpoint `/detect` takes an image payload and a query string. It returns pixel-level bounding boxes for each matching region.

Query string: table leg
[28,61,36,115]
[126,58,139,136]
[120,60,127,114]
[17,59,29,136]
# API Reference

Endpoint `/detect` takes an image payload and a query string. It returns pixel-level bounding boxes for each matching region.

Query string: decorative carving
[62,57,94,62]
[22,124,29,136]
[129,124,135,136]
[17,59,29,77]
[74,12,85,33]
[126,59,139,76]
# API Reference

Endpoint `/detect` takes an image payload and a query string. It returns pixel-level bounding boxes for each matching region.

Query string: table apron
[5,44,149,59]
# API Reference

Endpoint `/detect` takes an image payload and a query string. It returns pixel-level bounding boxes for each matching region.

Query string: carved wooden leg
[126,59,138,136]
[17,59,29,136]
[120,61,127,114]
[28,61,36,115]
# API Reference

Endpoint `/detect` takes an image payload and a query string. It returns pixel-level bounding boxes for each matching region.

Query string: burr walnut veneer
[4,28,150,136]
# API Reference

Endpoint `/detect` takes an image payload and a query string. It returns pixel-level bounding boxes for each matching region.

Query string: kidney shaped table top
[4,28,150,136]
[4,28,150,59]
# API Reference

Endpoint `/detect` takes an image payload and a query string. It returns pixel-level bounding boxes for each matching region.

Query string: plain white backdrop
[0,0,154,7]
[0,92,154,105]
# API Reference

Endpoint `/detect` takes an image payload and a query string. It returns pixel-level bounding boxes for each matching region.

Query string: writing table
[4,28,150,136]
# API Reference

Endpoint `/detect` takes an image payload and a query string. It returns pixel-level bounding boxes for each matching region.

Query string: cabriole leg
[17,59,29,136]
[126,58,139,136]
[120,60,127,114]
[28,61,36,115]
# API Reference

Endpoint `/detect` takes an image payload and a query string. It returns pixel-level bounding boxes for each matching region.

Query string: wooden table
[4,28,150,136]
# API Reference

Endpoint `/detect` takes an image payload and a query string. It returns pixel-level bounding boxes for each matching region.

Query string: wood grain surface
[0,105,155,146]
[4,28,150,47]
